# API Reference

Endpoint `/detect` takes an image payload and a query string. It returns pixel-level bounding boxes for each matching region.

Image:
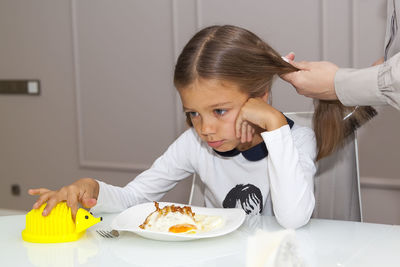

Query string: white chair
[188,173,206,207]
[188,111,363,222]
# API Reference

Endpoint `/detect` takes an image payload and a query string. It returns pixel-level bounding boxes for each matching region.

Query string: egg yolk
[168,224,197,233]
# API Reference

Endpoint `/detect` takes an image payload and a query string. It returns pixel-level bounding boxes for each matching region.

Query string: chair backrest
[188,111,363,222]
[285,112,362,222]
[188,173,205,207]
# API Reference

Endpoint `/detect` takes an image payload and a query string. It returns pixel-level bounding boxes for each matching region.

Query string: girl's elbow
[275,203,314,229]
[276,214,311,229]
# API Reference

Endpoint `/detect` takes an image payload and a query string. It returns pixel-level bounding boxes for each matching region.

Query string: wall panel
[73,0,177,171]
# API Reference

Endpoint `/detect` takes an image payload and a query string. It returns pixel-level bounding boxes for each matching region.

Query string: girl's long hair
[174,25,376,161]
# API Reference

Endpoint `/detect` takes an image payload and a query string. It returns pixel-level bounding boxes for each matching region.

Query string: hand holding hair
[282,52,295,62]
[280,60,339,100]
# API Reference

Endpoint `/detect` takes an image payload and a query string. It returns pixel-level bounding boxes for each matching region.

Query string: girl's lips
[207,140,224,148]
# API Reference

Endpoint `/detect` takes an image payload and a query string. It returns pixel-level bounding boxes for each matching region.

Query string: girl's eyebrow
[183,101,233,111]
[208,102,232,108]
[182,106,191,112]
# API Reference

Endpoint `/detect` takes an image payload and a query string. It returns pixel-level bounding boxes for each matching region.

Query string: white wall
[0,0,398,224]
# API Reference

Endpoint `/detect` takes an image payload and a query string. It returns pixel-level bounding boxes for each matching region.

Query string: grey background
[0,0,399,224]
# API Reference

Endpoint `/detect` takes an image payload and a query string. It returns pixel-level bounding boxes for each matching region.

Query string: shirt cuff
[260,124,291,145]
[334,66,386,106]
[89,180,106,214]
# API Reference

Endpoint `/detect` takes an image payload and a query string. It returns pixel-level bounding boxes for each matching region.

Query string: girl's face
[178,79,249,152]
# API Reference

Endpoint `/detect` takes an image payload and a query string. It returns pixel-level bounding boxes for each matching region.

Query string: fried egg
[195,214,224,232]
[139,202,224,234]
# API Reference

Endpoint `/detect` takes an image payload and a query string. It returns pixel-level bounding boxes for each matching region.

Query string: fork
[96,229,119,238]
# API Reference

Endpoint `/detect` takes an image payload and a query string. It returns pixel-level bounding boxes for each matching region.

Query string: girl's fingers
[241,121,248,143]
[246,123,253,142]
[42,195,63,216]
[32,200,42,209]
[41,187,68,216]
[28,188,50,196]
[30,179,99,218]
[236,113,254,143]
[30,188,52,209]
[66,189,80,220]
[81,190,97,209]
[82,198,97,209]
[32,192,52,209]
[235,114,243,138]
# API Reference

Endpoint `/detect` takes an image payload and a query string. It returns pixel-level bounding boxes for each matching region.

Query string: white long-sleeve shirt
[91,123,317,229]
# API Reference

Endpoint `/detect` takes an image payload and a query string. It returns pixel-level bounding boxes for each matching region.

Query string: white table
[1,213,400,267]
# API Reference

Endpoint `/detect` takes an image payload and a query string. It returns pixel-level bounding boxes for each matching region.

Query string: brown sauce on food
[139,202,196,229]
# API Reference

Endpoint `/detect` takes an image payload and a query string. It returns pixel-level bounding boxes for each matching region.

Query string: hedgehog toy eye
[90,212,93,215]
[85,215,89,219]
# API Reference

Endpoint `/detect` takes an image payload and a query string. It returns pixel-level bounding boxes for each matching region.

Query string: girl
[30,25,325,229]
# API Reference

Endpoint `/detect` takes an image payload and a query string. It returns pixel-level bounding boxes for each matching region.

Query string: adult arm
[335,52,400,110]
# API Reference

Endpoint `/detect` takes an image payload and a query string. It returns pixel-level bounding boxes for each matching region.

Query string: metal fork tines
[96,229,119,238]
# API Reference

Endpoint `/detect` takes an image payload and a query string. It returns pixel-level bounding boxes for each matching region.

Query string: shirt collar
[213,116,294,161]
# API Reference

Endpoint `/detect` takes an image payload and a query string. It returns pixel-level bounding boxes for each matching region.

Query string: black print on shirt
[222,184,263,215]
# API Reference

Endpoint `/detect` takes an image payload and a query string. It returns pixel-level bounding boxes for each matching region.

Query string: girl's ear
[261,90,269,102]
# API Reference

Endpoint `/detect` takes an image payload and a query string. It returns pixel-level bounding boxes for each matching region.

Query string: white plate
[110,202,246,241]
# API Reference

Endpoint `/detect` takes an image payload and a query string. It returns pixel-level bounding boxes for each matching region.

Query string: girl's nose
[201,119,216,135]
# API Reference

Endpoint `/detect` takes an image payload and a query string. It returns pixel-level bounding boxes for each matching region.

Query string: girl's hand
[28,178,99,220]
[235,98,287,142]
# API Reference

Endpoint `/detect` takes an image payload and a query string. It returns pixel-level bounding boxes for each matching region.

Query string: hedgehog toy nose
[100,217,103,221]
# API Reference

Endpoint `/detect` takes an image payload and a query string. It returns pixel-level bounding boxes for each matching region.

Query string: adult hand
[281,60,339,100]
[28,178,99,220]
[283,52,296,61]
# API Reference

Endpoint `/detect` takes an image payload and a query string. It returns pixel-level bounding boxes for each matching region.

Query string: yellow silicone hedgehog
[22,202,102,243]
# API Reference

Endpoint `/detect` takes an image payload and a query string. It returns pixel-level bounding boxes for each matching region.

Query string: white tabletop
[1,213,400,267]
